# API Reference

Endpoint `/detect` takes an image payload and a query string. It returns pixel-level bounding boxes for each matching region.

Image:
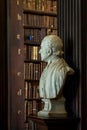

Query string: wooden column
[8,0,24,130]
[0,0,8,129]
[58,0,87,130]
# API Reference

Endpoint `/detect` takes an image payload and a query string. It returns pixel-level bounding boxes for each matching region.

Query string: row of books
[24,100,44,120]
[23,0,57,12]
[24,14,57,28]
[24,82,39,99]
[28,120,35,130]
[24,28,57,43]
[24,62,46,80]
[24,45,41,60]
[25,123,29,130]
[24,28,46,43]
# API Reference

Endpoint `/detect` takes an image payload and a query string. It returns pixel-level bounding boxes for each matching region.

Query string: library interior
[0,0,87,130]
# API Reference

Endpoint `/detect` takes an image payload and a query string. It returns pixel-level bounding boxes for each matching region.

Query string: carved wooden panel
[58,0,87,130]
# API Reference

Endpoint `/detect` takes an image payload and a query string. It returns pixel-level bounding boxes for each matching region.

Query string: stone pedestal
[38,97,67,117]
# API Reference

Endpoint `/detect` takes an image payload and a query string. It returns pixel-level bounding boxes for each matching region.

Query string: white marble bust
[38,35,75,117]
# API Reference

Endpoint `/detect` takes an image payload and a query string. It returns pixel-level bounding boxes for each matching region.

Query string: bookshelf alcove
[23,1,57,129]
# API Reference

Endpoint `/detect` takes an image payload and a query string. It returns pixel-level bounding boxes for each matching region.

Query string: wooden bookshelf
[23,0,57,130]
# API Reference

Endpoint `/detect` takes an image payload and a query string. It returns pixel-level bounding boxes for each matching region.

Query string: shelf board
[24,41,40,46]
[23,8,57,16]
[24,59,41,63]
[25,98,41,101]
[24,79,39,82]
[23,24,57,30]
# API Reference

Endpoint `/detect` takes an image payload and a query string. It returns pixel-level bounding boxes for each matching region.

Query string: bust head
[39,35,64,62]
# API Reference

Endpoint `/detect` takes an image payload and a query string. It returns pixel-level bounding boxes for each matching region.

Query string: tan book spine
[24,81,29,99]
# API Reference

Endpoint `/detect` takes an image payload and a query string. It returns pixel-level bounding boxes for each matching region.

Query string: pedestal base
[28,115,80,130]
[38,97,67,117]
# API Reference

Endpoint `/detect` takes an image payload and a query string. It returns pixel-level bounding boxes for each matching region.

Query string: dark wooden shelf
[23,9,57,16]
[23,25,57,30]
[24,59,41,63]
[25,98,41,101]
[24,41,40,46]
[24,79,39,82]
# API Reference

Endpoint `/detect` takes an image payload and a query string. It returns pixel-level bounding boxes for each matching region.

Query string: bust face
[39,41,51,61]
